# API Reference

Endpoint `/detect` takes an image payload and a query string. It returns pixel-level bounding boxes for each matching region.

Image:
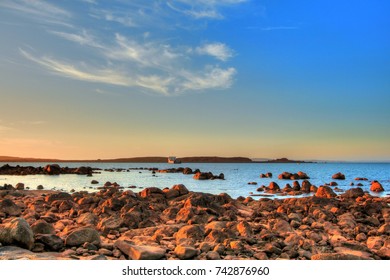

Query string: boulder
[91,180,99,184]
[315,186,336,198]
[45,192,72,203]
[35,234,64,251]
[44,164,61,175]
[301,180,311,193]
[175,225,204,243]
[236,221,253,237]
[297,171,310,179]
[31,220,55,235]
[370,181,384,192]
[172,184,189,196]
[332,172,345,180]
[292,181,300,191]
[0,218,34,250]
[342,187,364,199]
[65,227,101,247]
[77,213,99,226]
[0,199,21,216]
[174,245,198,259]
[267,182,280,191]
[15,183,25,190]
[114,240,166,260]
[139,187,165,198]
[193,172,212,180]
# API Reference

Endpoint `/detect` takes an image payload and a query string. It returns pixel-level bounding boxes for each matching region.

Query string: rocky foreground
[0,183,389,260]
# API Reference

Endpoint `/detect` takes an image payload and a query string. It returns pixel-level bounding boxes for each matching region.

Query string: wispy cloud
[196,43,234,61]
[168,0,248,19]
[14,1,241,96]
[258,26,299,31]
[49,30,103,49]
[181,67,236,91]
[0,0,72,26]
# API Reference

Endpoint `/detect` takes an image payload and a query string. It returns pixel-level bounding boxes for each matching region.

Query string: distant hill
[0,155,253,163]
[0,156,61,162]
[255,157,314,163]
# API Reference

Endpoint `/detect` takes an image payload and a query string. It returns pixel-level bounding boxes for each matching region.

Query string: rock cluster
[0,164,93,176]
[278,171,310,180]
[0,183,389,260]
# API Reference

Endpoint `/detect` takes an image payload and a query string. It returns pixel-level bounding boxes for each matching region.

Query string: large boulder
[0,218,34,250]
[342,187,365,199]
[315,186,337,198]
[45,192,72,203]
[193,172,212,180]
[31,220,56,235]
[35,234,64,251]
[0,199,21,216]
[370,181,384,192]
[332,172,345,180]
[65,227,101,247]
[175,225,204,243]
[267,182,280,191]
[301,180,311,193]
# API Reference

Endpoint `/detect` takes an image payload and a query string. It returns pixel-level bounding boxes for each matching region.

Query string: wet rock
[44,164,61,175]
[292,181,301,191]
[332,172,345,180]
[172,184,189,196]
[315,186,336,198]
[0,218,34,250]
[267,182,280,191]
[370,181,384,192]
[15,183,25,190]
[301,180,311,193]
[91,180,99,184]
[342,187,364,199]
[65,227,101,247]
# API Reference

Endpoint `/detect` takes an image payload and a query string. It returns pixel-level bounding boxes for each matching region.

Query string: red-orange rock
[370,181,384,192]
[315,186,337,198]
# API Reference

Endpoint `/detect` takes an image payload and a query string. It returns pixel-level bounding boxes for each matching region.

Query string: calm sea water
[0,162,389,199]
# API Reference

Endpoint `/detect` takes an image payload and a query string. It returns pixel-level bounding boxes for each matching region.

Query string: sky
[0,0,389,161]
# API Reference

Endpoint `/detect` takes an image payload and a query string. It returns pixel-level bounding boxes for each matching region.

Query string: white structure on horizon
[167,156,181,164]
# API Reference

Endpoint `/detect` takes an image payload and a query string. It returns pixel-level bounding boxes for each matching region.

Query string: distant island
[0,155,313,163]
[255,157,315,163]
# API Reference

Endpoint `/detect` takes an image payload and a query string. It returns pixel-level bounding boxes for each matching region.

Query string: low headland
[0,163,389,260]
[0,155,312,163]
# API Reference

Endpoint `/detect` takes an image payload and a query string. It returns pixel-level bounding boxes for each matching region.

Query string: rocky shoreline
[0,181,389,260]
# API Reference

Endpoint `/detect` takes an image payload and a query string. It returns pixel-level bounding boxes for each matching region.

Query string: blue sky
[0,0,389,161]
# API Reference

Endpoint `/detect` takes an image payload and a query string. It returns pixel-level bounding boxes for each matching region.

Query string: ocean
[0,162,389,199]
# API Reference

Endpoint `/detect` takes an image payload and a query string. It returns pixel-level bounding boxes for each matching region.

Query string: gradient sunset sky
[0,0,389,161]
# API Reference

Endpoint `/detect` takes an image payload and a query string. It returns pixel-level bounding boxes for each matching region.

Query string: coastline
[1,182,389,260]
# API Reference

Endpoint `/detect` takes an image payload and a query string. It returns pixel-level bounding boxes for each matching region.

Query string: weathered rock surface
[0,218,34,250]
[0,181,389,260]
